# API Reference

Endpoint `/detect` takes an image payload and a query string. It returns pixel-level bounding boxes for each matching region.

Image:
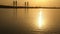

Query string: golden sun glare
[38,9,43,29]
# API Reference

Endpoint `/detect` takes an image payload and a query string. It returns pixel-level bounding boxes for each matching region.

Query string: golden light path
[38,9,43,29]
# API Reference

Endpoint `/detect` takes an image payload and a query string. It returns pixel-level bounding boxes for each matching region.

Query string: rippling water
[0,8,60,34]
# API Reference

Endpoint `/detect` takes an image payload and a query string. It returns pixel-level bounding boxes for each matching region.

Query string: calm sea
[0,8,60,34]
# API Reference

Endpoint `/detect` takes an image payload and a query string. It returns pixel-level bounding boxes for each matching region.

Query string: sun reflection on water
[38,9,43,29]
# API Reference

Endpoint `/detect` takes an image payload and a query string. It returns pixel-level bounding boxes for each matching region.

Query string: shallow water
[0,8,60,34]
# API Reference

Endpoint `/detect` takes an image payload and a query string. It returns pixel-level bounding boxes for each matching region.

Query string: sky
[0,0,60,7]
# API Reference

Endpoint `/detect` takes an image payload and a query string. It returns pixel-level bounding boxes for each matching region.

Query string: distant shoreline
[0,5,60,9]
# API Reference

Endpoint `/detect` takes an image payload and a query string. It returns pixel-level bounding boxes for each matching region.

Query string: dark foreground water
[0,8,60,34]
[1,31,60,34]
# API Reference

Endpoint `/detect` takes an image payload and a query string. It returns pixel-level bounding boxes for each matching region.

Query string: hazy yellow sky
[0,0,60,7]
